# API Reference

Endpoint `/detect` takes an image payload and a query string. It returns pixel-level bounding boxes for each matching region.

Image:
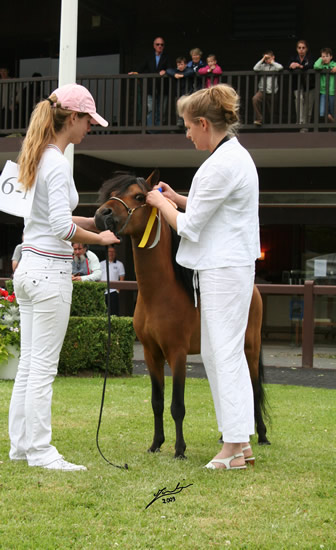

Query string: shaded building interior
[1,0,336,332]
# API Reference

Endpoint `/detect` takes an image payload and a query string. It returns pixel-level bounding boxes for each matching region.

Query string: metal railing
[258,281,336,368]
[1,276,335,368]
[0,70,335,135]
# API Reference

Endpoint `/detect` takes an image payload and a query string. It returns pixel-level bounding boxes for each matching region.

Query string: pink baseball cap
[51,83,108,127]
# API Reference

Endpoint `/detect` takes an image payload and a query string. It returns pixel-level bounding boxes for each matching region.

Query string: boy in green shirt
[314,47,336,122]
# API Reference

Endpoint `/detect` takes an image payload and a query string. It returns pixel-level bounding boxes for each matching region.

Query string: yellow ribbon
[138,207,157,248]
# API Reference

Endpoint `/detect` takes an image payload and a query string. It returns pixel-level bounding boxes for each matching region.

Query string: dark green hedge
[71,281,107,316]
[8,278,135,376]
[9,279,107,316]
[59,316,135,376]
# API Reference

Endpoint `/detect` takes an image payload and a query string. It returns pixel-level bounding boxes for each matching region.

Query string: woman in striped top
[9,84,119,471]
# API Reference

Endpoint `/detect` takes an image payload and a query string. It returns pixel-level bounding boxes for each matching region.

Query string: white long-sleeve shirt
[253,59,283,93]
[176,137,260,270]
[100,259,125,293]
[79,250,102,282]
[22,145,78,260]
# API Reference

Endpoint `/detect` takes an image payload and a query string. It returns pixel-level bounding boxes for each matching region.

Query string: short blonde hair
[190,47,203,57]
[177,84,240,135]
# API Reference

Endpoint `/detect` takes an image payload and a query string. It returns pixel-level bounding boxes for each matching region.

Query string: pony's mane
[98,171,150,204]
[170,227,195,304]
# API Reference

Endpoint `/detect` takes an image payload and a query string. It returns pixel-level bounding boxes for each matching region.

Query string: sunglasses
[155,43,164,46]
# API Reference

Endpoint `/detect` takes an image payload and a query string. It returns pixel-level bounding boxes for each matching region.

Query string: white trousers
[199,265,255,443]
[9,253,72,466]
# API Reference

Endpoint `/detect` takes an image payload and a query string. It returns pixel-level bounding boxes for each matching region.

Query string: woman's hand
[98,230,120,246]
[154,181,178,203]
[146,189,166,208]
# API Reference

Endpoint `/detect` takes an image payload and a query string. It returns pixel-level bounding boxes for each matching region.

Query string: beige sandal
[242,445,255,466]
[204,452,246,470]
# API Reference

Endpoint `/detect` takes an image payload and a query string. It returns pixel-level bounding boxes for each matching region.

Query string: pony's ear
[146,169,160,189]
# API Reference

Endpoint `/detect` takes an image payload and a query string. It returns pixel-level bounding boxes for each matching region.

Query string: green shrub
[4,278,136,377]
[0,287,20,363]
[7,279,108,317]
[59,316,135,376]
[71,281,107,316]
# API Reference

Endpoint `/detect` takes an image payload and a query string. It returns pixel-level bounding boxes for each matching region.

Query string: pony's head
[95,169,160,236]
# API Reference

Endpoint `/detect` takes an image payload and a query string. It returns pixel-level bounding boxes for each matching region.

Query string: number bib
[0,161,36,218]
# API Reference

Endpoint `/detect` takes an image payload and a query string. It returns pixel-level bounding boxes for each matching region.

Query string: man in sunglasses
[129,37,170,129]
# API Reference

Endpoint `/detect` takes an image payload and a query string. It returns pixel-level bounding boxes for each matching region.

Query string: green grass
[0,375,335,550]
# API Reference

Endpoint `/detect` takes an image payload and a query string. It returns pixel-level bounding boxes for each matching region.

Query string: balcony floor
[1,131,336,170]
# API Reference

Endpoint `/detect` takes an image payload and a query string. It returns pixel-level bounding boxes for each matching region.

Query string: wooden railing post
[302,280,315,368]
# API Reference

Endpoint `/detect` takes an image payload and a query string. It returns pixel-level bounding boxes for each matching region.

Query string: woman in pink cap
[9,84,119,471]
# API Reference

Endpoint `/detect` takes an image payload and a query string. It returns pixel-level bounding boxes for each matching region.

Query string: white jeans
[9,253,72,466]
[199,265,255,443]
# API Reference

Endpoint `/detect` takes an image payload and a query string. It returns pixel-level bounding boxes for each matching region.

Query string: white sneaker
[10,454,27,461]
[43,458,87,471]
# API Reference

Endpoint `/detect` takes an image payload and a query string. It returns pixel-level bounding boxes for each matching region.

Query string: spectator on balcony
[167,57,194,128]
[187,48,205,90]
[17,73,43,128]
[314,48,336,123]
[198,54,222,88]
[128,36,170,128]
[287,40,315,131]
[252,51,283,126]
[100,245,125,316]
[72,243,102,282]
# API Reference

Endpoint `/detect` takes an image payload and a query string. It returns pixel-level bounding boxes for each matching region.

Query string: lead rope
[96,247,128,470]
[193,270,199,308]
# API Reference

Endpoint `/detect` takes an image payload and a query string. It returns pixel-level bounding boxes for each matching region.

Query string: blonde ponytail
[17,94,72,190]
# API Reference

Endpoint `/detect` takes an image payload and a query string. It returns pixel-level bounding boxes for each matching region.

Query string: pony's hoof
[258,439,271,445]
[174,453,187,460]
[147,447,161,453]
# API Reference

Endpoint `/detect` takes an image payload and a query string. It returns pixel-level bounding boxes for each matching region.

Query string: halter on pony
[102,177,161,249]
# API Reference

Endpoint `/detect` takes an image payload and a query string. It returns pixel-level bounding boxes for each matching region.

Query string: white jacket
[176,137,260,270]
[80,250,102,282]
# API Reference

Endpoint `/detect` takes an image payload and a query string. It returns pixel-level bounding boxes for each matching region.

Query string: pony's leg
[245,286,270,445]
[145,349,166,453]
[168,353,187,459]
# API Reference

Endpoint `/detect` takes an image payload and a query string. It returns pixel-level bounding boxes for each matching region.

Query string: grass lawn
[0,375,335,550]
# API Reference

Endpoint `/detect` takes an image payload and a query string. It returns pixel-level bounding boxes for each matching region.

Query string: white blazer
[176,137,260,270]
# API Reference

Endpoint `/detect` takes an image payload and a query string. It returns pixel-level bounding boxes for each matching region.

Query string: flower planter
[0,345,19,380]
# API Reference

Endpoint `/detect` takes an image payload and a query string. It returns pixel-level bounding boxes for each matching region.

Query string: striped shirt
[22,145,78,260]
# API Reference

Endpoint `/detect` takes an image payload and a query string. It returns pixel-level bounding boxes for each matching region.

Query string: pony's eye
[135,194,145,202]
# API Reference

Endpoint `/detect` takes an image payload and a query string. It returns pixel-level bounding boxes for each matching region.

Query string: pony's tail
[258,351,271,423]
[253,348,271,445]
